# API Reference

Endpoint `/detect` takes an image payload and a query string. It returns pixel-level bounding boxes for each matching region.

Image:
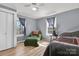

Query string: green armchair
[24,31,42,47]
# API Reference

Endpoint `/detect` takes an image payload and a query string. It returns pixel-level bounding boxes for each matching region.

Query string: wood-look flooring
[0,40,49,56]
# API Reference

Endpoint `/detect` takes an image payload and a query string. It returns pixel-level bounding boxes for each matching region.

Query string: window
[16,20,24,35]
[47,17,56,35]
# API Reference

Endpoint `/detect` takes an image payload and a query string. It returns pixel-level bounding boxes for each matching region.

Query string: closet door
[0,12,7,51]
[6,13,14,49]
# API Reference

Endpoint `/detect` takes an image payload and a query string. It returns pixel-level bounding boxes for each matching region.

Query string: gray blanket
[43,41,79,56]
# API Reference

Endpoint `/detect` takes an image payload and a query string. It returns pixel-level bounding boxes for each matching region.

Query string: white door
[6,13,14,49]
[0,12,7,51]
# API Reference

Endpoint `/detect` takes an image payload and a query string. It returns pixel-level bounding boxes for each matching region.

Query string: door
[0,12,7,51]
[6,13,14,49]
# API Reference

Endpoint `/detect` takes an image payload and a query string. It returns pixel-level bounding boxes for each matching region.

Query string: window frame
[47,17,56,35]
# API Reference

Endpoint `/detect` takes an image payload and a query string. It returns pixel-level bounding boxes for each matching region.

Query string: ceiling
[1,3,79,19]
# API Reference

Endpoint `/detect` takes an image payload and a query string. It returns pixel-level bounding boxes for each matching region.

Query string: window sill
[16,34,24,37]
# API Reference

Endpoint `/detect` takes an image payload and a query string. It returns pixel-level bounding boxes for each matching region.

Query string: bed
[56,31,79,45]
[43,31,79,56]
[43,41,79,56]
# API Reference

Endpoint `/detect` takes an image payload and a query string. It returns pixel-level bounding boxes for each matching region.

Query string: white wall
[36,18,48,38]
[36,8,79,38]
[18,8,79,38]
[25,18,37,36]
[17,15,37,36]
[56,8,79,35]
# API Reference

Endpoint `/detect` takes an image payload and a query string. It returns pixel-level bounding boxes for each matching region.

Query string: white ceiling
[1,3,79,19]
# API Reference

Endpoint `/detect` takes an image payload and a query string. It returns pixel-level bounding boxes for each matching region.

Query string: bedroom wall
[16,16,37,43]
[36,8,79,38]
[56,8,79,35]
[1,4,37,36]
[36,18,48,39]
[18,8,79,39]
[25,17,37,36]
